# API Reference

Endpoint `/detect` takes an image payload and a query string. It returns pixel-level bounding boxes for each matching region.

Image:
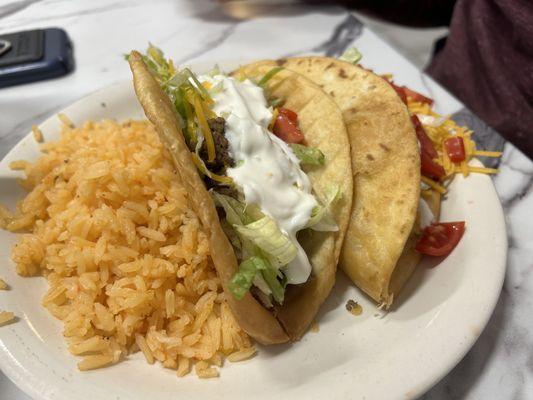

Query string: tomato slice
[388,81,408,105]
[402,87,434,105]
[411,115,445,179]
[416,221,466,257]
[421,151,446,180]
[278,107,298,122]
[411,115,437,158]
[444,137,466,163]
[273,112,304,143]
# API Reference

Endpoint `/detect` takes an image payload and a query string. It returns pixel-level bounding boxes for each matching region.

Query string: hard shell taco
[128,48,353,343]
[245,56,432,307]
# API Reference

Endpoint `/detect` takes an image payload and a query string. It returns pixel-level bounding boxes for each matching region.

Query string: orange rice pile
[0,118,254,377]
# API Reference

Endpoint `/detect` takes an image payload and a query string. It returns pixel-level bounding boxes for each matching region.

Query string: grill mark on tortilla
[329,90,336,97]
[325,62,334,70]
[276,58,287,66]
[338,69,348,79]
[366,154,374,161]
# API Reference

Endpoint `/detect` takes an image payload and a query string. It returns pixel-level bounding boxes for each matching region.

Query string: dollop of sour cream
[202,74,317,284]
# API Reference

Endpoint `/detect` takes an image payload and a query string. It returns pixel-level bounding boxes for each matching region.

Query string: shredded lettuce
[290,144,325,166]
[259,259,285,303]
[339,47,362,64]
[228,255,285,303]
[258,67,283,88]
[134,45,214,151]
[213,193,293,302]
[212,192,263,226]
[234,216,297,268]
[305,185,342,231]
[229,256,266,300]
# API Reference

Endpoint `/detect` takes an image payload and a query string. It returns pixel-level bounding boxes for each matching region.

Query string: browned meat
[200,117,234,173]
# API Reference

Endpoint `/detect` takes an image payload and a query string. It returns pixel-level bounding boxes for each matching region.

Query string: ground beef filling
[200,117,234,173]
[201,117,237,196]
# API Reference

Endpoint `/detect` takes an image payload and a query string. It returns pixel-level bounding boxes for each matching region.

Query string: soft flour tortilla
[129,51,353,342]
[248,57,421,307]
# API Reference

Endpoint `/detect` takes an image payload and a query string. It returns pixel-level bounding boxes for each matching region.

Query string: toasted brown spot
[297,59,304,65]
[325,62,334,70]
[366,154,374,161]
[379,143,390,152]
[329,90,336,97]
[349,107,357,114]
[338,69,348,79]
[276,58,287,66]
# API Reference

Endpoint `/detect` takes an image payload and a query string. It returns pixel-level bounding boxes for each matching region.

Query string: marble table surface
[1,1,532,399]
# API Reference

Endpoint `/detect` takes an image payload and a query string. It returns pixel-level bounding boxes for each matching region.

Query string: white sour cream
[203,74,317,284]
[416,114,446,127]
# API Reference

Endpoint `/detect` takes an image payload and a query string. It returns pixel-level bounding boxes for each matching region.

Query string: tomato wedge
[389,82,407,104]
[402,86,434,105]
[273,108,304,143]
[411,115,445,179]
[420,151,446,180]
[278,107,298,122]
[444,137,466,163]
[416,221,466,257]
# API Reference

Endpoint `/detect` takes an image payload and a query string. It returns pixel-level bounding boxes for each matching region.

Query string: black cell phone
[0,28,74,88]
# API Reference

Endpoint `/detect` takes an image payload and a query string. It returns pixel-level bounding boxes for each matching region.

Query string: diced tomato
[273,111,304,143]
[411,115,445,179]
[420,152,445,180]
[402,86,434,105]
[277,107,298,122]
[388,81,408,105]
[416,221,466,257]
[444,137,466,163]
[411,115,437,158]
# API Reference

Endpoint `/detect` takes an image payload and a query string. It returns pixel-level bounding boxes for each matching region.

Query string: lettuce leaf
[258,67,283,87]
[259,260,285,303]
[234,216,297,269]
[305,185,341,232]
[212,192,263,226]
[228,256,266,300]
[339,47,362,64]
[228,255,285,303]
[290,144,325,166]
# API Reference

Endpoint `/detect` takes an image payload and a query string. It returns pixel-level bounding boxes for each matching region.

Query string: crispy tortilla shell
[129,51,288,344]
[252,57,421,306]
[235,64,353,339]
[130,52,352,342]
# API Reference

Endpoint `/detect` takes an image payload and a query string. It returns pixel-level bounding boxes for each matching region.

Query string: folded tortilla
[246,57,422,307]
[129,52,353,343]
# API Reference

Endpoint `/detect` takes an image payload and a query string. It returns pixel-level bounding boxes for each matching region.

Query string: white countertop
[1,1,532,399]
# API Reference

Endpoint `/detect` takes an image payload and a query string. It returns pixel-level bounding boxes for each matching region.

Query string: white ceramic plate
[0,63,507,400]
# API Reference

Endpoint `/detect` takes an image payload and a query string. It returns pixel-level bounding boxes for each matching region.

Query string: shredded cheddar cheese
[269,108,279,131]
[407,99,501,191]
[421,176,447,194]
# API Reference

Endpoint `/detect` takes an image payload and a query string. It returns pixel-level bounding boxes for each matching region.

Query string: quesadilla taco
[128,47,353,343]
[246,57,435,307]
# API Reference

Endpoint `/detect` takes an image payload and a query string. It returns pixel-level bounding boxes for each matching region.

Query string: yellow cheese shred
[421,176,447,194]
[406,99,502,194]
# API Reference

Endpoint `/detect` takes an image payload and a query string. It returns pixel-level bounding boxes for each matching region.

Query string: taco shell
[248,57,421,307]
[129,52,353,342]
